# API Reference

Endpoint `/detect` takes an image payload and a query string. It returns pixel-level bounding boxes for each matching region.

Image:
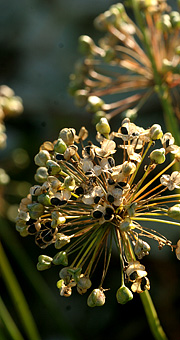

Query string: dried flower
[16,119,180,306]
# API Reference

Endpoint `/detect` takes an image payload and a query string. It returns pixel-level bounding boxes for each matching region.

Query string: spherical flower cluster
[16,118,180,306]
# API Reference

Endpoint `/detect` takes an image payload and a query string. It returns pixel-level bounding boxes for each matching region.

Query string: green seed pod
[59,267,71,284]
[54,138,67,154]
[59,128,76,145]
[34,167,48,183]
[34,150,51,167]
[77,276,92,290]
[86,96,105,113]
[111,3,125,15]
[52,251,68,266]
[55,233,70,249]
[150,148,165,164]
[78,35,95,55]
[119,218,134,232]
[122,161,136,176]
[87,289,106,307]
[96,117,110,135]
[149,124,163,140]
[46,160,61,175]
[92,111,107,125]
[127,203,137,217]
[116,285,133,304]
[67,267,82,282]
[64,176,76,191]
[168,204,180,220]
[74,89,88,107]
[27,202,44,220]
[16,221,27,233]
[56,279,65,289]
[37,255,53,271]
[37,193,51,206]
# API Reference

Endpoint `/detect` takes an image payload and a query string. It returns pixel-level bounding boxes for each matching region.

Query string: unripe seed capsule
[150,148,165,164]
[116,285,133,304]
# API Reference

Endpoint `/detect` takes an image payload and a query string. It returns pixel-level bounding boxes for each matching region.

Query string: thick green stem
[0,242,41,340]
[140,291,168,340]
[122,233,168,340]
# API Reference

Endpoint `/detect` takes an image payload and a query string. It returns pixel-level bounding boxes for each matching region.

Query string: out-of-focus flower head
[69,1,180,124]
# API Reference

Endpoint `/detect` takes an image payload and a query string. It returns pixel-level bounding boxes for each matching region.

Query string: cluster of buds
[69,1,180,123]
[0,85,23,149]
[16,118,180,306]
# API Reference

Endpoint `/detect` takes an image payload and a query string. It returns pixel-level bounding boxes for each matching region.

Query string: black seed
[94,196,101,204]
[93,210,103,219]
[129,271,138,282]
[121,126,128,135]
[132,132,139,137]
[84,146,91,155]
[27,224,36,234]
[104,213,112,220]
[106,207,114,215]
[165,139,170,148]
[51,198,67,206]
[107,194,114,203]
[75,187,84,195]
[26,218,37,226]
[108,178,115,185]
[108,157,115,167]
[118,181,127,187]
[141,277,148,291]
[85,171,93,176]
[56,154,65,161]
[45,221,51,228]
[43,231,53,243]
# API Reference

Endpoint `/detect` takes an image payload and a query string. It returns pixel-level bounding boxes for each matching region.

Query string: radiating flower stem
[0,242,41,340]
[0,297,24,340]
[122,233,168,340]
[131,0,180,147]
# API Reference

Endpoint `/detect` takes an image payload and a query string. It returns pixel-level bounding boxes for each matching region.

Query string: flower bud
[87,96,105,113]
[54,138,67,154]
[46,160,61,175]
[34,167,48,183]
[55,233,70,249]
[59,128,76,145]
[122,161,136,176]
[77,276,92,294]
[37,255,53,271]
[64,176,76,191]
[116,285,133,304]
[149,124,163,140]
[34,150,51,167]
[27,202,44,219]
[134,239,151,259]
[119,218,135,232]
[52,251,68,266]
[150,148,165,164]
[37,193,51,206]
[96,117,110,136]
[168,204,180,221]
[92,111,107,125]
[78,35,95,55]
[74,89,88,107]
[87,289,106,307]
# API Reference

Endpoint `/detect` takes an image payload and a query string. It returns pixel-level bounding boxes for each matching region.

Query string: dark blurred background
[0,1,179,340]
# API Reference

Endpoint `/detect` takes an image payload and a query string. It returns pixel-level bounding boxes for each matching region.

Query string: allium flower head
[69,1,180,124]
[16,118,180,306]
